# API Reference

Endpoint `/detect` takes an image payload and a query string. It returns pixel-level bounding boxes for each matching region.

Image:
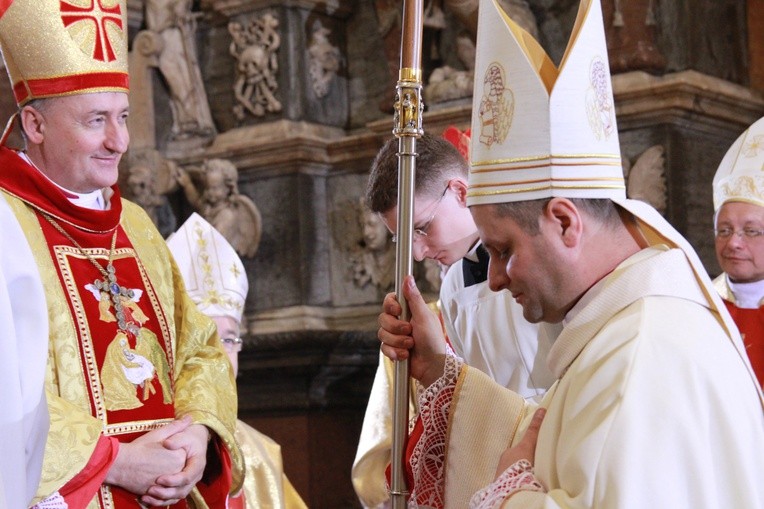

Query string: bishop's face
[212,315,242,378]
[715,201,764,284]
[472,203,571,324]
[26,92,130,193]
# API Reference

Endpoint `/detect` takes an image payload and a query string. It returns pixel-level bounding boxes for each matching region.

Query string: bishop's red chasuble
[0,147,243,508]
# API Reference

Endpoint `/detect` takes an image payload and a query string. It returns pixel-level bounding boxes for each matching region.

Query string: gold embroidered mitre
[0,0,129,106]
[167,213,249,323]
[713,116,764,210]
[467,0,624,206]
[465,0,751,364]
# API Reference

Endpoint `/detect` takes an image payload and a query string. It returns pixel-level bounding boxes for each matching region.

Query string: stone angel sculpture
[175,158,263,257]
[623,144,667,214]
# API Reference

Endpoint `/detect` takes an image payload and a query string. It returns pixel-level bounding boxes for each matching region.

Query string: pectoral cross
[94,264,135,331]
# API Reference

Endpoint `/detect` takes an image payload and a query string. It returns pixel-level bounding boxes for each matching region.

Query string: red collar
[0,146,122,233]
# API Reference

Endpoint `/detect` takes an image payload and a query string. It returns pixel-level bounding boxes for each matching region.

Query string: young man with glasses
[712,116,764,387]
[352,131,555,508]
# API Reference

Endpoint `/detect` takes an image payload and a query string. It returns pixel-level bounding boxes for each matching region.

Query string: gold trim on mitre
[167,213,248,323]
[0,0,129,107]
[468,0,624,206]
[713,116,764,211]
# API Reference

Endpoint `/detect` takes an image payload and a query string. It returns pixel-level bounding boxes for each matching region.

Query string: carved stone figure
[145,0,216,140]
[375,0,537,111]
[229,13,282,120]
[349,202,395,292]
[125,150,178,237]
[308,21,341,99]
[176,159,262,257]
[623,144,667,214]
[603,0,666,72]
[424,31,475,103]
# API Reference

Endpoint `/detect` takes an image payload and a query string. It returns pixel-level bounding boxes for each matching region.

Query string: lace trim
[408,347,463,509]
[31,492,68,509]
[468,459,544,509]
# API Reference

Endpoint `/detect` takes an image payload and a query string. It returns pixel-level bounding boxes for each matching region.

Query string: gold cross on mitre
[467,0,626,207]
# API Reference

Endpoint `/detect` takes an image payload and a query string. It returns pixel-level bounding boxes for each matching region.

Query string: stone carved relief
[176,158,263,257]
[425,31,475,103]
[348,200,396,292]
[339,199,443,298]
[603,0,666,72]
[376,0,538,109]
[229,13,282,120]
[622,144,667,214]
[308,21,341,99]
[125,149,179,238]
[145,0,216,140]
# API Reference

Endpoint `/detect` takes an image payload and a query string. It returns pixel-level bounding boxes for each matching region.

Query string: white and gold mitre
[713,116,764,211]
[467,0,624,206]
[167,213,248,323]
[0,0,129,106]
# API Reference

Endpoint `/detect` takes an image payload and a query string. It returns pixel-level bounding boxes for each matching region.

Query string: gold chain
[41,213,117,278]
[41,212,137,332]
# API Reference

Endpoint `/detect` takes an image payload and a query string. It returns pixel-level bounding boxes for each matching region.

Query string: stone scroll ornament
[228,12,283,120]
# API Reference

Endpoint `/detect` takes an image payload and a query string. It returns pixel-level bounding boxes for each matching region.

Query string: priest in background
[712,115,764,387]
[168,213,307,509]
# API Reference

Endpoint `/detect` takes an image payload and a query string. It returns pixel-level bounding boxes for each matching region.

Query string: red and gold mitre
[0,0,129,106]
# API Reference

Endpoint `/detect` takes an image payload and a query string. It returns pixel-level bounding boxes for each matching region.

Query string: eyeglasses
[392,186,449,243]
[714,227,764,240]
[221,337,243,352]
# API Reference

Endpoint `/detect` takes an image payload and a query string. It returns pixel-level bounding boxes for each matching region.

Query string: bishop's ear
[544,197,583,247]
[19,105,46,144]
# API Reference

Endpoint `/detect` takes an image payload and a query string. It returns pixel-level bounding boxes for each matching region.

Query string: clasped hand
[106,415,210,506]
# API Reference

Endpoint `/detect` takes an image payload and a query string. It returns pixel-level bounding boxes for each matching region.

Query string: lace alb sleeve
[408,346,463,508]
[468,459,544,509]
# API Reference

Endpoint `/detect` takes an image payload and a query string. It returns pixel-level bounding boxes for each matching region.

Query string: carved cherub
[175,159,262,257]
[351,203,396,291]
[623,144,667,214]
[125,150,178,237]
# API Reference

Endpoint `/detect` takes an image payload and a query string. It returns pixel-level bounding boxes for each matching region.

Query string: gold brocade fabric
[234,420,307,509]
[5,194,243,504]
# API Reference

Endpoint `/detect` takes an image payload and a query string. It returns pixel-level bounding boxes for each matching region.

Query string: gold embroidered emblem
[85,283,172,411]
[60,0,124,62]
[585,56,615,140]
[720,175,764,204]
[478,62,514,148]
[192,221,244,312]
[742,135,764,159]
